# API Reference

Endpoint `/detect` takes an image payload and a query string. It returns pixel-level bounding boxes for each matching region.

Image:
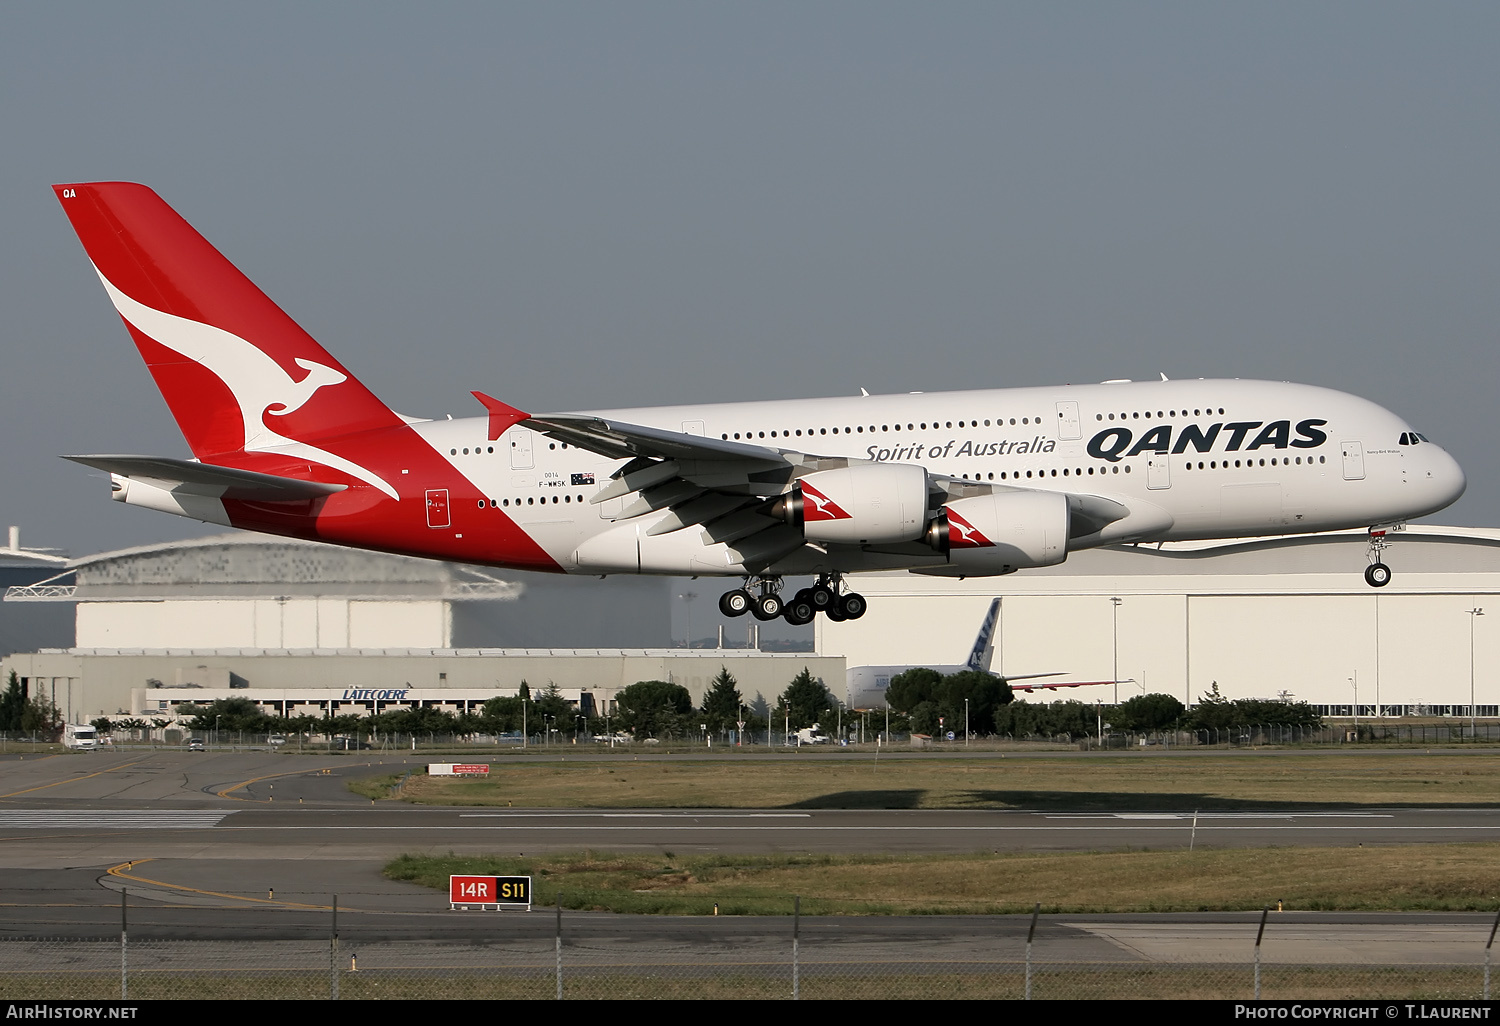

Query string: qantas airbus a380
[53,183,1466,626]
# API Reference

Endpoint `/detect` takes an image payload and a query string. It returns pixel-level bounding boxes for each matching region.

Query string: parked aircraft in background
[844,598,1116,708]
[54,183,1466,628]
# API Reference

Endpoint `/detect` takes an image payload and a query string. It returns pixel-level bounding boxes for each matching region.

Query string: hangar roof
[8,533,521,602]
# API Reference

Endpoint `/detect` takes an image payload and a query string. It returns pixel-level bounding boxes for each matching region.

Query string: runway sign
[429,763,490,776]
[450,875,532,911]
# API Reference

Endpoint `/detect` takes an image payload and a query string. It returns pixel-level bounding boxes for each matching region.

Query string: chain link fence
[4,903,1499,1000]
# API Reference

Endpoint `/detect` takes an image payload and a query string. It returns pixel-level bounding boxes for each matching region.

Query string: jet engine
[771,464,929,545]
[924,490,1069,574]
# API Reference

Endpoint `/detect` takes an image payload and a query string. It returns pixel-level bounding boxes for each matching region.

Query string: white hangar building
[0,534,835,725]
[818,525,1500,717]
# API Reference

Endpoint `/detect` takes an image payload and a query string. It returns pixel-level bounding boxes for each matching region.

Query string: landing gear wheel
[807,584,836,610]
[752,592,784,621]
[838,593,868,620]
[1364,562,1391,588]
[824,603,847,623]
[719,589,752,617]
[782,597,816,626]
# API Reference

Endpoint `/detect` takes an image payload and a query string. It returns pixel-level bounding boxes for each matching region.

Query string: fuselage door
[1147,454,1170,490]
[1342,441,1366,481]
[1055,401,1081,441]
[509,428,534,470]
[425,489,451,529]
[683,420,705,436]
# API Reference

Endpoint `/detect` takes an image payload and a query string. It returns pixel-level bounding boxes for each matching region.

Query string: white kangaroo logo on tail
[95,268,398,498]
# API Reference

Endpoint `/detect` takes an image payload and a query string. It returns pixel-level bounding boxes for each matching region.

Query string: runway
[2,748,1497,956]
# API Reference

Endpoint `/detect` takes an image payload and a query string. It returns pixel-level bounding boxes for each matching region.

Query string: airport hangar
[2,525,1498,725]
[818,525,1500,717]
[0,534,841,727]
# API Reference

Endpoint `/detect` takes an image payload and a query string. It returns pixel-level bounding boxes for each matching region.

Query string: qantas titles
[1088,418,1328,462]
[867,419,1329,466]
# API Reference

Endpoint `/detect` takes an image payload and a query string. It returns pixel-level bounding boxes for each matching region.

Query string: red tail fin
[53,183,403,462]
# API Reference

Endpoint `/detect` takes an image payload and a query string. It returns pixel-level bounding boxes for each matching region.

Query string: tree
[174,697,270,733]
[1114,693,1185,731]
[20,691,61,738]
[700,667,743,733]
[480,695,526,733]
[936,670,1013,736]
[0,671,26,732]
[994,699,1100,741]
[778,668,835,730]
[534,681,571,723]
[1187,682,1237,731]
[614,680,694,738]
[886,668,943,716]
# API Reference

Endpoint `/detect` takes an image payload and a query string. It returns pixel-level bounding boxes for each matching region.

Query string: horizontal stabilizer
[63,454,347,500]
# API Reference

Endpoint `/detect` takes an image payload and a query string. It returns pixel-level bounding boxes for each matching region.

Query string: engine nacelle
[924,490,1069,574]
[771,464,929,545]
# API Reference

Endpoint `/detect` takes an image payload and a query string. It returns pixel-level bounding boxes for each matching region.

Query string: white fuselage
[411,378,1465,577]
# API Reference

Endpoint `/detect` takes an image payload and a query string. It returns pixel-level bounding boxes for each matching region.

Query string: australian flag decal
[571,473,595,486]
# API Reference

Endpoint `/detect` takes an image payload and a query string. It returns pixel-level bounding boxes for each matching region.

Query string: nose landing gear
[1363,524,1403,588]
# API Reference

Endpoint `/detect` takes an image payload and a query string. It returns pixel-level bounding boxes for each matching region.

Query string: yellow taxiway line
[106,858,337,910]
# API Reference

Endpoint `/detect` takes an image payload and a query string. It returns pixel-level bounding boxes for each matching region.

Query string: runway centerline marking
[210,824,1499,832]
[1044,813,1395,821]
[0,810,230,829]
[457,813,813,819]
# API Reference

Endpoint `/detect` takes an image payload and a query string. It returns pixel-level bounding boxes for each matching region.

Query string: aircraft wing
[1005,675,1118,694]
[505,400,1138,573]
[517,409,880,571]
[63,454,348,501]
[525,413,794,466]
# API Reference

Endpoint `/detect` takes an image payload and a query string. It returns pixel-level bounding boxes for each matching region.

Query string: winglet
[471,392,530,440]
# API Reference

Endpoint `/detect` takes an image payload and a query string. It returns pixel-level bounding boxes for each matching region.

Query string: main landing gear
[1364,525,1396,588]
[717,574,867,625]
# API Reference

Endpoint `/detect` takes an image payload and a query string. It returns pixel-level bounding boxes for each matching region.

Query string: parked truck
[64,724,98,750]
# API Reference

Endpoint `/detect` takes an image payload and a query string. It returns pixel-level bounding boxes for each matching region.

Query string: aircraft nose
[1426,447,1466,509]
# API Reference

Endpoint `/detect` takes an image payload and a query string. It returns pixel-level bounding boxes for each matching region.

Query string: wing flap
[527,413,791,465]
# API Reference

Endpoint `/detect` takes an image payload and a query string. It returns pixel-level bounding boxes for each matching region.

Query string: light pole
[1111,597,1123,704]
[1469,607,1485,738]
[964,698,970,747]
[1348,673,1357,738]
[678,592,698,649]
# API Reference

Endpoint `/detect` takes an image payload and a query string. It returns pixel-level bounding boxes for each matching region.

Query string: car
[187,739,205,751]
[268,735,287,747]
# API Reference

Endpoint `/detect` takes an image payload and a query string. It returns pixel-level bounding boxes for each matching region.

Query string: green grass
[386,844,1500,915]
[352,750,1500,811]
